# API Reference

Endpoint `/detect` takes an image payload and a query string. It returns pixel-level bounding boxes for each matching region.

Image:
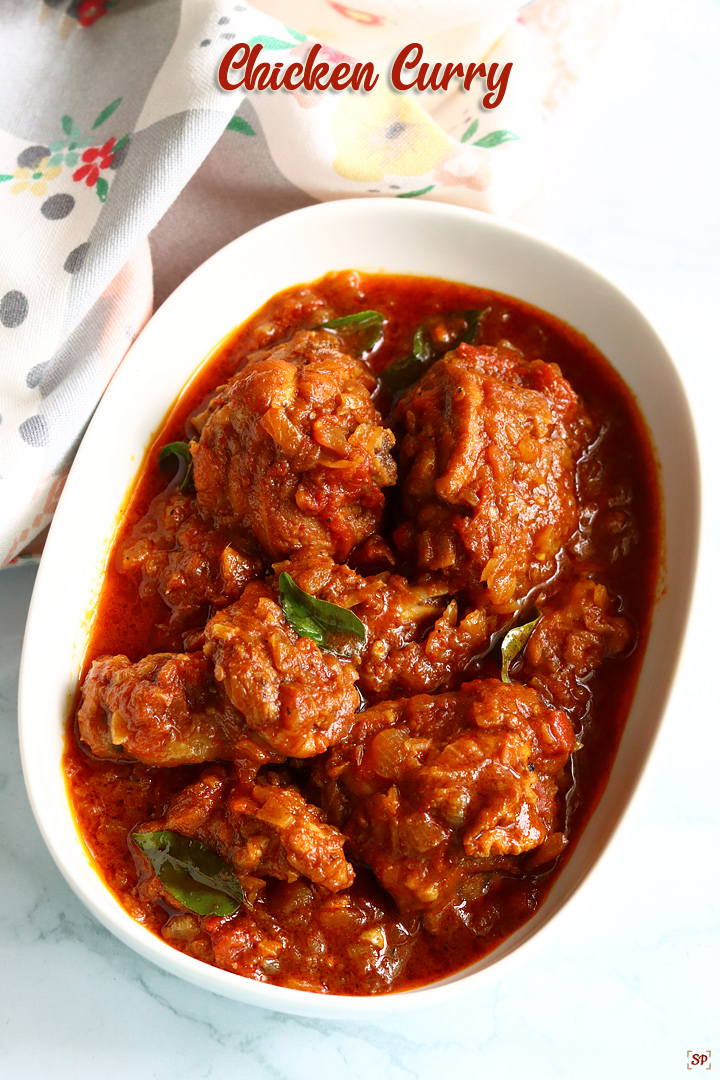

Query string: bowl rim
[18,197,701,1018]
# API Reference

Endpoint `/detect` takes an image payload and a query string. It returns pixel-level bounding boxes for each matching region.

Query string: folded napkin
[0,0,618,566]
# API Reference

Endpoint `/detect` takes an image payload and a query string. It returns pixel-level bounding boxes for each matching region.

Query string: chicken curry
[64,271,660,995]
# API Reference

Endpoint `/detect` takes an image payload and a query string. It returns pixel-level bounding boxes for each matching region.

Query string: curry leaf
[379,353,423,395]
[159,440,194,492]
[132,831,247,917]
[500,612,541,683]
[380,308,492,396]
[316,310,385,353]
[278,572,366,656]
[318,310,383,333]
[460,307,491,345]
[380,322,434,394]
[412,326,433,363]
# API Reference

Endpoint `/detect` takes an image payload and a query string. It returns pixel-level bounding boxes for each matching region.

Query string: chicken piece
[203,581,360,757]
[223,783,354,893]
[324,679,576,920]
[147,771,408,991]
[192,330,396,560]
[394,344,593,611]
[277,551,494,698]
[523,576,633,712]
[77,652,281,771]
[141,766,354,894]
[118,491,262,626]
[208,886,411,991]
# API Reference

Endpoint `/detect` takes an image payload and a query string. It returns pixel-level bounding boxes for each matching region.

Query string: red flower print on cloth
[73,138,116,186]
[78,1,110,26]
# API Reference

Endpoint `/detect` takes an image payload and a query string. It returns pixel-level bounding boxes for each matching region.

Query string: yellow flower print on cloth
[331,83,451,183]
[10,157,62,197]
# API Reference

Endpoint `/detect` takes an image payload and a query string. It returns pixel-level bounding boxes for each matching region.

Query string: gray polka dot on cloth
[19,414,49,447]
[0,290,29,328]
[200,38,211,46]
[41,193,75,220]
[220,32,235,39]
[218,15,229,24]
[64,242,89,274]
[17,145,51,168]
[26,362,48,389]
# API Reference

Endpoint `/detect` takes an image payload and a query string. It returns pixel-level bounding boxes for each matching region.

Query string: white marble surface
[2,1,718,1076]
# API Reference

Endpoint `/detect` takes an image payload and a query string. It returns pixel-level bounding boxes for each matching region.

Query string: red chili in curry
[63,271,661,995]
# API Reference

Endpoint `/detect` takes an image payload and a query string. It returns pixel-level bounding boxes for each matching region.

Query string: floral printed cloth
[0,0,619,566]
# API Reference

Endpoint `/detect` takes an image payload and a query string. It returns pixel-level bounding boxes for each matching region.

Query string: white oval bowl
[19,199,699,1018]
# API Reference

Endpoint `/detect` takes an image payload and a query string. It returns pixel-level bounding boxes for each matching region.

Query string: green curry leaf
[378,351,426,395]
[159,441,194,493]
[316,310,385,353]
[461,307,491,345]
[380,309,489,396]
[131,831,247,917]
[278,572,366,656]
[411,325,433,363]
[500,612,541,683]
[379,323,433,394]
